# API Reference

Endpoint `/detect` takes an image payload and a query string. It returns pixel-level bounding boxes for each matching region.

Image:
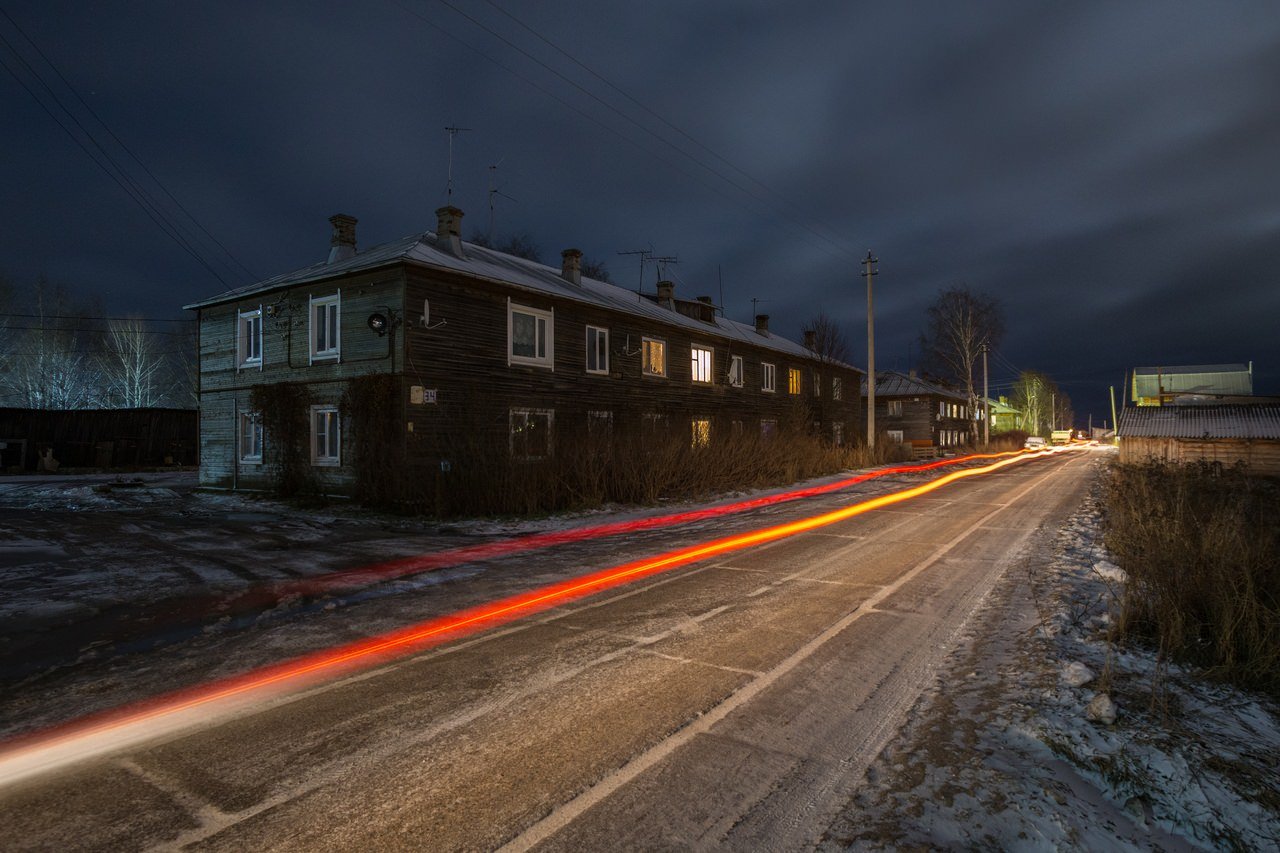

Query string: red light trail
[0,447,1073,785]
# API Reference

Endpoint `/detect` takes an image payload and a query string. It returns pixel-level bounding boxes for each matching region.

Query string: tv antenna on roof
[444,126,471,201]
[618,247,653,298]
[487,160,517,243]
[751,297,769,318]
[653,255,679,280]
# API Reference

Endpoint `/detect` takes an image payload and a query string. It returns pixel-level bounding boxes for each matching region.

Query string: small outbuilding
[1116,403,1280,475]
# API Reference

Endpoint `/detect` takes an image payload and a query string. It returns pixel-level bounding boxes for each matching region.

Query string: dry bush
[1102,461,1280,698]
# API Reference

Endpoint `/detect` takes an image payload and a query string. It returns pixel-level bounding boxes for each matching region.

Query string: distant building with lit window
[862,370,971,456]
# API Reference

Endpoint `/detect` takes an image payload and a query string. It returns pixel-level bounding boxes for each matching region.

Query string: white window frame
[508,300,554,369]
[510,407,554,460]
[642,337,667,377]
[888,429,905,444]
[311,405,340,466]
[238,410,263,462]
[728,355,744,388]
[832,422,844,446]
[832,376,842,400]
[761,362,776,393]
[814,372,821,397]
[690,344,713,384]
[887,400,903,417]
[585,325,609,375]
[760,418,778,440]
[309,292,341,363]
[587,409,613,439]
[237,306,263,369]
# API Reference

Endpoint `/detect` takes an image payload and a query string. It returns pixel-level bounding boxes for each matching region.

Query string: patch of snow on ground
[830,460,1280,851]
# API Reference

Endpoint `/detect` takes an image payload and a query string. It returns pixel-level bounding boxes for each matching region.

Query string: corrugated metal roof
[183,231,853,368]
[1132,364,1252,397]
[1117,404,1280,439]
[860,370,967,401]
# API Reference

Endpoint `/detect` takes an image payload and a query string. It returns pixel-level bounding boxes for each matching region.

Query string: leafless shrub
[1102,461,1280,698]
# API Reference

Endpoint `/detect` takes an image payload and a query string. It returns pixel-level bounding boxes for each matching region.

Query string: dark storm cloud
[3,0,1278,422]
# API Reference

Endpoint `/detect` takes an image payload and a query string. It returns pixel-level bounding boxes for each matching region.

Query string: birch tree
[100,317,165,407]
[919,286,1004,440]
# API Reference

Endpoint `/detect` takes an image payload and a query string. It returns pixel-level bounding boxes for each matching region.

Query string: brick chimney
[803,329,816,350]
[656,280,675,306]
[560,248,582,285]
[434,206,465,258]
[327,214,357,264]
[755,314,770,335]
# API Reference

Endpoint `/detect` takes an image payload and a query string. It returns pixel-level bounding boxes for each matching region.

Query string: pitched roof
[183,231,855,369]
[1117,404,1280,439]
[861,370,967,401]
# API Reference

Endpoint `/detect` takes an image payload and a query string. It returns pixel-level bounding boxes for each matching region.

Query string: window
[832,422,844,446]
[888,429,905,444]
[510,408,553,459]
[814,373,821,397]
[239,411,262,462]
[642,337,666,377]
[509,302,553,368]
[587,410,613,439]
[691,345,713,384]
[642,412,668,438]
[310,294,340,361]
[728,355,744,388]
[311,406,340,465]
[788,367,802,395]
[760,418,778,441]
[237,307,263,368]
[761,362,776,393]
[887,400,903,417]
[832,376,842,400]
[585,326,609,374]
[939,402,947,418]
[691,418,711,448]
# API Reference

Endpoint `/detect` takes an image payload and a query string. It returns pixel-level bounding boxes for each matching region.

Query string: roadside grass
[1102,461,1280,699]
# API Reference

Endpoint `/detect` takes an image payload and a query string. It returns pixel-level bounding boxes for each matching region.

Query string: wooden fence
[0,408,197,472]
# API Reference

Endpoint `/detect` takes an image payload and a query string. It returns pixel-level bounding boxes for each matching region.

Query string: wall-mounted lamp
[367,312,388,336]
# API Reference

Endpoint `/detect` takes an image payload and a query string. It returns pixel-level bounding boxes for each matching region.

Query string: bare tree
[1010,370,1071,436]
[581,256,612,283]
[100,317,167,407]
[919,286,1004,440]
[803,312,851,364]
[469,230,542,263]
[2,277,98,409]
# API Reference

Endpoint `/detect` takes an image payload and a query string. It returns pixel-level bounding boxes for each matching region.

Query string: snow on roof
[1117,404,1280,439]
[183,231,853,368]
[860,370,967,400]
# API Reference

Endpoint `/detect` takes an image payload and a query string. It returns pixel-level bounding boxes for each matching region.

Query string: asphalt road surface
[0,451,1094,851]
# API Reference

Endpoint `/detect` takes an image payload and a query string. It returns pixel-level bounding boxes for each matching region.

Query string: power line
[475,0,858,257]
[0,311,194,323]
[0,7,249,286]
[398,0,860,264]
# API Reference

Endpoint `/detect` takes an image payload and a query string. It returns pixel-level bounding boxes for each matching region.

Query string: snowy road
[0,451,1094,850]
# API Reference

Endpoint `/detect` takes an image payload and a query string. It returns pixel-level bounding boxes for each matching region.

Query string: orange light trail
[0,446,1074,784]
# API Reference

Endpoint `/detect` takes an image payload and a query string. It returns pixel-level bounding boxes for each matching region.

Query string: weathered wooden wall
[401,267,863,469]
[874,395,971,450]
[1118,436,1280,475]
[195,270,405,489]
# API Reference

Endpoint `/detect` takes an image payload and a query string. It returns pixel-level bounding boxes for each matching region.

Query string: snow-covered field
[833,463,1280,850]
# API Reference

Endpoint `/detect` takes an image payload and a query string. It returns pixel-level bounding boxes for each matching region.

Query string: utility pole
[862,251,878,450]
[982,343,990,446]
[1110,385,1118,442]
[1051,392,1056,431]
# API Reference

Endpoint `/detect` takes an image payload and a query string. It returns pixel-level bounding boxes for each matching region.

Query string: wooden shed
[1117,404,1280,475]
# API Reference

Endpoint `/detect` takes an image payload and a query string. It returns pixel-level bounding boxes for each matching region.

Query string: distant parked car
[1025,436,1047,450]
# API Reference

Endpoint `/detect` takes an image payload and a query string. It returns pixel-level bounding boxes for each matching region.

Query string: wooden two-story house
[184,206,864,497]
[863,369,971,454]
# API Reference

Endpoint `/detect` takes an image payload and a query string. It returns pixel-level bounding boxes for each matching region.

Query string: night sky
[4,1,1279,427]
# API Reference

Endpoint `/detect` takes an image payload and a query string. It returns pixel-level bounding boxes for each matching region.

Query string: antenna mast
[618,248,653,299]
[486,160,515,243]
[444,126,471,201]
